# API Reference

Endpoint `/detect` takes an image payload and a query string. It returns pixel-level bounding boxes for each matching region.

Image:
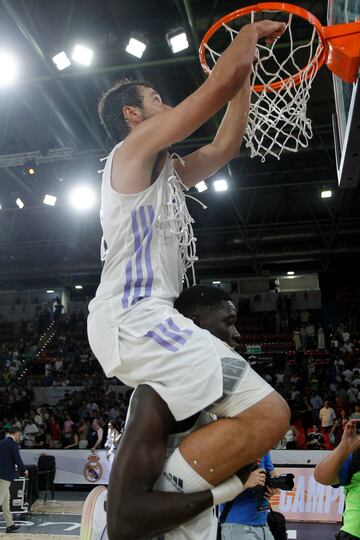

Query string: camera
[251,471,295,512]
[266,473,295,491]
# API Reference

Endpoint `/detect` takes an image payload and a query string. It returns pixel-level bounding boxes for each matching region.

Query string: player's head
[98,78,171,142]
[174,285,240,348]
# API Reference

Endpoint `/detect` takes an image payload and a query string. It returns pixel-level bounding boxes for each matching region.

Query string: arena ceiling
[0,0,359,295]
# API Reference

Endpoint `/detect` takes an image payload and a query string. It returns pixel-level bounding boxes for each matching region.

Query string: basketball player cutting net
[87,18,289,535]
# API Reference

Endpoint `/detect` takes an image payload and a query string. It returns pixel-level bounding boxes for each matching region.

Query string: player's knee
[264,392,290,438]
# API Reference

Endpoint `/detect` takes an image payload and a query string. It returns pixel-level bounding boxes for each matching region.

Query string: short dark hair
[174,285,232,317]
[98,78,153,142]
[8,426,21,434]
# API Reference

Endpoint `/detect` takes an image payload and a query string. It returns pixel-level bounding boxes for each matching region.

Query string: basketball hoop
[199,2,360,161]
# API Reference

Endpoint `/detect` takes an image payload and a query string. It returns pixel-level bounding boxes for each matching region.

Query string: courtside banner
[270,467,344,523]
[21,451,344,522]
[21,449,114,484]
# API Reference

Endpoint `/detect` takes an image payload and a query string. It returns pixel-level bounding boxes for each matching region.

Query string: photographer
[220,452,280,539]
[314,419,360,540]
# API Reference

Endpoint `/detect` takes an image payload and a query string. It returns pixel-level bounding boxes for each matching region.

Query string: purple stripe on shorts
[166,317,193,337]
[155,323,187,345]
[145,330,179,352]
[141,205,155,297]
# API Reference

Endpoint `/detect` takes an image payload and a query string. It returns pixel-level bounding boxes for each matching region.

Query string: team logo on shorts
[83,454,104,483]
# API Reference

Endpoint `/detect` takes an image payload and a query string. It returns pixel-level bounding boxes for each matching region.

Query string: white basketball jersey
[89,143,197,325]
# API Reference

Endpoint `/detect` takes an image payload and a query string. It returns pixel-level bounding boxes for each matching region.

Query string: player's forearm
[210,25,257,97]
[107,489,213,540]
[314,443,351,485]
[212,77,251,159]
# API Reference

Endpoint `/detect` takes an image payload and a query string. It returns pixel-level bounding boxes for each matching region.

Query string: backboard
[328,0,360,187]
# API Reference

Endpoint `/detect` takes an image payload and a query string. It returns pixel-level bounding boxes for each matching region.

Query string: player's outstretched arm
[173,73,251,187]
[107,385,213,540]
[118,21,285,161]
[314,420,360,486]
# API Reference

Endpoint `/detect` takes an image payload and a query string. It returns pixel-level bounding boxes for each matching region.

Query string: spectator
[350,404,360,421]
[0,427,27,533]
[284,423,298,449]
[220,452,278,540]
[315,420,360,540]
[310,391,323,423]
[64,425,79,449]
[47,415,61,448]
[63,413,74,445]
[319,400,336,433]
[90,418,103,452]
[317,326,325,349]
[78,418,90,449]
[307,425,325,450]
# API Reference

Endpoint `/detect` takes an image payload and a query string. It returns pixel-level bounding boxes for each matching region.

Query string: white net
[204,11,324,161]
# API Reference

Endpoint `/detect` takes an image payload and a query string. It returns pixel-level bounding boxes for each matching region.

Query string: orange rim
[199,2,327,92]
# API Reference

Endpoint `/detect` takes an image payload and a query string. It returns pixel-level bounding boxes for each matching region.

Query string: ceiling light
[0,51,18,86]
[214,179,228,192]
[75,284,83,289]
[166,29,189,54]
[69,185,96,211]
[212,280,221,284]
[321,190,332,199]
[23,159,37,177]
[195,181,208,193]
[43,194,57,206]
[52,51,71,71]
[125,37,147,59]
[16,198,24,209]
[46,290,54,294]
[72,44,93,66]
[287,271,295,276]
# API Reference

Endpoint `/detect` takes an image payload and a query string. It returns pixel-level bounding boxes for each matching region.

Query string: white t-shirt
[319,407,336,427]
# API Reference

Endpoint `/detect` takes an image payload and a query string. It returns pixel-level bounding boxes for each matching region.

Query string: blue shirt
[338,454,353,486]
[222,452,274,526]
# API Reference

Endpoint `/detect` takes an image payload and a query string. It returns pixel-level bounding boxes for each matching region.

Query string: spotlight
[43,194,57,206]
[287,271,295,276]
[52,51,71,71]
[214,179,228,192]
[16,198,24,209]
[75,284,83,290]
[69,185,96,211]
[212,280,221,284]
[321,190,332,199]
[46,290,54,294]
[166,28,189,54]
[0,51,18,86]
[72,44,93,66]
[125,36,147,58]
[195,181,208,193]
[23,159,37,177]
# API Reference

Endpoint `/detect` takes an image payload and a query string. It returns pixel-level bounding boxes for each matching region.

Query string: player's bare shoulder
[111,127,159,195]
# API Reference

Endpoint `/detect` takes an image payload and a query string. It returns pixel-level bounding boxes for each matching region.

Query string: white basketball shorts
[88,300,273,422]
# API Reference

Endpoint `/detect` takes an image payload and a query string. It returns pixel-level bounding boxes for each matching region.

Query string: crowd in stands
[0,290,359,451]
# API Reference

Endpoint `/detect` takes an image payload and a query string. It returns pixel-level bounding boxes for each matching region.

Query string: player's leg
[179,390,289,484]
